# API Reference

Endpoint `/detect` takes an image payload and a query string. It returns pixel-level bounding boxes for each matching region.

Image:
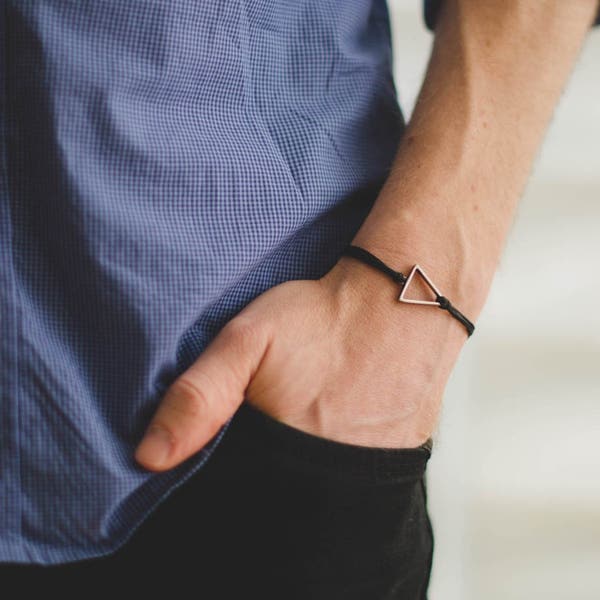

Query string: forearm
[345,0,599,331]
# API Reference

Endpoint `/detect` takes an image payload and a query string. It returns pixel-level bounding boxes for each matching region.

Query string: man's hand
[134,255,473,472]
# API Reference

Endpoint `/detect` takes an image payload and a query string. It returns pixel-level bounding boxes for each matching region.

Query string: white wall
[386,4,600,599]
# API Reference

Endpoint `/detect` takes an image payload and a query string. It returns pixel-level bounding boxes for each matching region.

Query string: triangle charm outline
[398,264,443,306]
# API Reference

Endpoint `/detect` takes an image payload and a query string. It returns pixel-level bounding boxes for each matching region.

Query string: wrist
[318,239,482,390]
[349,250,487,322]
[323,234,491,340]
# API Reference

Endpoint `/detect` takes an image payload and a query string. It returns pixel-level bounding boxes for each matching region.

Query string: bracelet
[340,244,475,338]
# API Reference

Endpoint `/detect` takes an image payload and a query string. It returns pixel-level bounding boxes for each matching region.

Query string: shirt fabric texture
[0,0,598,565]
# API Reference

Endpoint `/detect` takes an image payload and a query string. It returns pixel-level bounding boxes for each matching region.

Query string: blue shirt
[1,1,598,565]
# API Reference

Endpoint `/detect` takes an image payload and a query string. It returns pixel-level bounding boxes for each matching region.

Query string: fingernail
[135,425,173,469]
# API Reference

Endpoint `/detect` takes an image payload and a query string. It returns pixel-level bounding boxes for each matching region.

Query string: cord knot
[436,295,450,309]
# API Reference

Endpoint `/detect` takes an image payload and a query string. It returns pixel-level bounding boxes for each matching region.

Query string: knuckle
[164,376,211,420]
[221,316,260,349]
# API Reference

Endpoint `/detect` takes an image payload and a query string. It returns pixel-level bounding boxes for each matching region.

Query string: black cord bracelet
[341,244,475,338]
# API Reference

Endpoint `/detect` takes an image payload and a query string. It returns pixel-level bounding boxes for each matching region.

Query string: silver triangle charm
[398,264,443,306]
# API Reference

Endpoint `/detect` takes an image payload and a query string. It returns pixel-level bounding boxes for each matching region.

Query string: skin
[135,0,600,471]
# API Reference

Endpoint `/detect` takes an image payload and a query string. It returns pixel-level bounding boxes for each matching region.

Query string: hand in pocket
[134,255,470,471]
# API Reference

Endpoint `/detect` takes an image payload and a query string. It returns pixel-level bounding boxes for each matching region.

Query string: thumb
[135,316,269,472]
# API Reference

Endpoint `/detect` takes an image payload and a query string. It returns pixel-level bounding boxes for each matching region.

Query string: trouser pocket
[231,399,433,483]
[205,400,435,600]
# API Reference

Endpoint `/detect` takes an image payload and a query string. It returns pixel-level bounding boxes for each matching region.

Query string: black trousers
[1,402,434,599]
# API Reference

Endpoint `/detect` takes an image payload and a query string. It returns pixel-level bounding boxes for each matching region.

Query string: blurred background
[387,4,600,599]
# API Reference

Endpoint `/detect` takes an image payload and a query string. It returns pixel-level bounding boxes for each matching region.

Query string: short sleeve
[423,0,600,32]
[422,0,441,32]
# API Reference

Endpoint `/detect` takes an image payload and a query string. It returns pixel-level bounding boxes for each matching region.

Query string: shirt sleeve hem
[423,0,600,33]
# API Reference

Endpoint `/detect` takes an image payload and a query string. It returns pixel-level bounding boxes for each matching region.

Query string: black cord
[342,245,408,285]
[341,244,475,338]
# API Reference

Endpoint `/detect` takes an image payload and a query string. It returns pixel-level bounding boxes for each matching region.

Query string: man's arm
[135,0,600,470]
[344,0,600,332]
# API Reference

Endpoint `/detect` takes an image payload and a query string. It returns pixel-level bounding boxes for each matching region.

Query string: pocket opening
[224,400,433,485]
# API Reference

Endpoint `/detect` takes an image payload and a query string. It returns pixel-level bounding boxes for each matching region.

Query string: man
[1,0,599,597]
